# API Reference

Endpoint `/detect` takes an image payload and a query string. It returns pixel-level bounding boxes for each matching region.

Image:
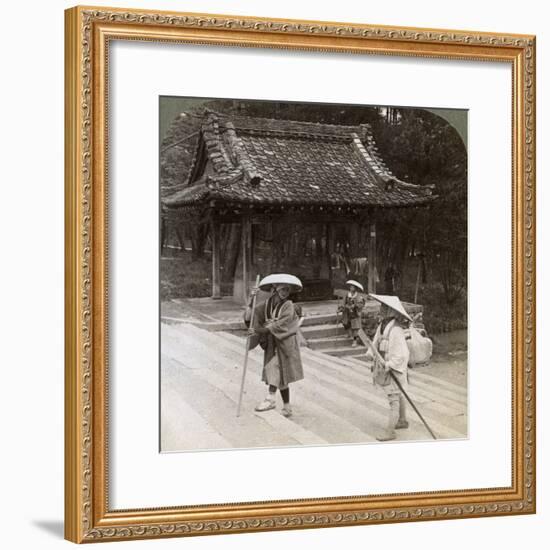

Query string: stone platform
[161,295,423,362]
[161,295,422,332]
[160,323,467,452]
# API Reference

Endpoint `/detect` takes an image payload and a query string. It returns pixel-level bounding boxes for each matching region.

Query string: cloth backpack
[404,325,433,366]
[375,319,433,370]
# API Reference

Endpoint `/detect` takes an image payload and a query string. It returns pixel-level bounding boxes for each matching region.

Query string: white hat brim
[369,293,413,321]
[259,273,303,292]
[345,280,364,292]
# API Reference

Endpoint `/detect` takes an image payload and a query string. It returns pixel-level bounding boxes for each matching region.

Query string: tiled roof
[164,111,434,209]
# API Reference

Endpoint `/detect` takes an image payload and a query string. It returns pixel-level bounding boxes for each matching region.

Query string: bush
[391,260,467,335]
[420,286,467,334]
[160,253,211,301]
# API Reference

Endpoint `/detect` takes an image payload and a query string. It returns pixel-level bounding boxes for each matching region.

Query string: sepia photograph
[159,96,468,452]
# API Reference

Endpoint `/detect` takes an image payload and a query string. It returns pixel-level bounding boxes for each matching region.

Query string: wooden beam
[211,219,221,299]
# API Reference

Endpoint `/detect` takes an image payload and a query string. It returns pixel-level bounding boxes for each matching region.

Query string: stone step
[161,323,467,450]
[162,312,341,332]
[216,330,467,428]
[304,349,467,425]
[301,323,347,339]
[350,354,370,363]
[216,329,467,412]
[213,329,465,441]
[163,325,376,445]
[160,317,245,332]
[170,326,386,441]
[191,362,330,446]
[342,355,467,408]
[321,345,368,358]
[201,331,400,441]
[160,384,232,451]
[307,335,354,350]
[300,349,465,438]
[344,353,468,401]
[161,354,301,450]
[300,313,338,327]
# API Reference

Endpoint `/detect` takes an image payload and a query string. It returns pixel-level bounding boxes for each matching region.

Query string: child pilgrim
[339,280,366,347]
[366,294,412,441]
[244,274,304,418]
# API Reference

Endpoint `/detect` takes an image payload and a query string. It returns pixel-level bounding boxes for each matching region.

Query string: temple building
[162,111,435,302]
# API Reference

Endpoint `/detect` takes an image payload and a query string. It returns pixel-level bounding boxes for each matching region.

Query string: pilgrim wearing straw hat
[244,273,304,417]
[365,294,412,441]
[339,280,366,348]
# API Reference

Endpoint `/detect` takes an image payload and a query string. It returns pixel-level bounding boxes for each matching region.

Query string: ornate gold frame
[65,5,536,543]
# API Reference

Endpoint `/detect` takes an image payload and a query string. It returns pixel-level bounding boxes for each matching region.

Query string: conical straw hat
[369,294,412,321]
[345,280,364,292]
[259,273,303,292]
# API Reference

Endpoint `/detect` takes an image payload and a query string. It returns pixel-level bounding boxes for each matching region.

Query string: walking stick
[237,275,261,417]
[388,370,437,440]
[357,328,437,440]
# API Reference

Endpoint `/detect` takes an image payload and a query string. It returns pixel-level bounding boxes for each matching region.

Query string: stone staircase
[301,322,368,361]
[160,322,467,452]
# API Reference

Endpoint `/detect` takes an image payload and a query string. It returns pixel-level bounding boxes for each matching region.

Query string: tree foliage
[371,108,467,306]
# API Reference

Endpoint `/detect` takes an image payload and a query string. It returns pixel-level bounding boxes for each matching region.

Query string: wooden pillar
[350,222,360,259]
[326,223,334,284]
[368,220,377,294]
[246,220,253,290]
[242,216,252,302]
[211,219,221,300]
[268,219,275,271]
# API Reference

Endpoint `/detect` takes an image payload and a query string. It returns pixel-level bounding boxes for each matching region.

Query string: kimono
[366,318,410,396]
[247,296,304,389]
[341,291,365,331]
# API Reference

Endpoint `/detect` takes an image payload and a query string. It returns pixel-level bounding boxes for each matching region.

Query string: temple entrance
[229,219,377,303]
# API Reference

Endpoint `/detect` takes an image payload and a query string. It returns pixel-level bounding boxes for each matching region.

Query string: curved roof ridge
[212,110,369,139]
[201,112,234,175]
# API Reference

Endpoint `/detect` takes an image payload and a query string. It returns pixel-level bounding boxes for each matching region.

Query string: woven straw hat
[258,273,303,292]
[345,280,364,292]
[369,293,412,321]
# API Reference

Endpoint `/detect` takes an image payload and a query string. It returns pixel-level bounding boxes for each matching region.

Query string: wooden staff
[237,275,261,417]
[357,328,437,440]
[388,370,437,440]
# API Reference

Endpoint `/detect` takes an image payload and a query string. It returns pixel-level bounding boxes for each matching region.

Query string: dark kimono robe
[247,296,304,389]
[341,292,366,330]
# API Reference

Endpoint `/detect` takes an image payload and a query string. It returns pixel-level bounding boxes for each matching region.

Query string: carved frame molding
[65,6,535,543]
